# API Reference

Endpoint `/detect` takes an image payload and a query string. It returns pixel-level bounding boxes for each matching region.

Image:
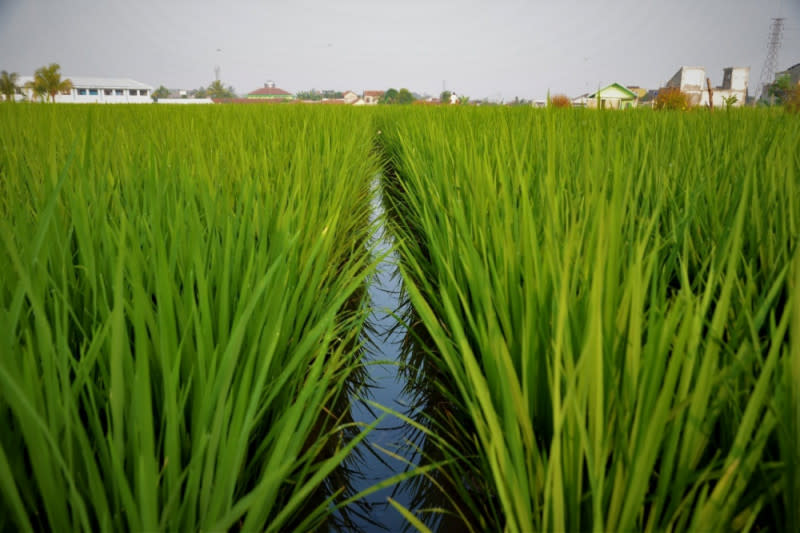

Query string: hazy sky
[1,0,798,100]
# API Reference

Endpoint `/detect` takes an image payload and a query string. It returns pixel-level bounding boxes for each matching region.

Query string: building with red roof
[247,81,294,100]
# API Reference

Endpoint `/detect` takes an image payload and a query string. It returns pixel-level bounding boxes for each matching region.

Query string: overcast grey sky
[1,0,798,100]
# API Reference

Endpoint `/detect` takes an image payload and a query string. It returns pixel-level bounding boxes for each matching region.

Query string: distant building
[586,83,638,109]
[16,76,153,103]
[247,81,294,100]
[638,89,660,107]
[362,90,384,105]
[571,94,591,107]
[665,66,749,107]
[343,90,360,104]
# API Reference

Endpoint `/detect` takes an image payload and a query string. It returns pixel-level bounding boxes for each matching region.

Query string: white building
[665,66,749,107]
[16,76,153,103]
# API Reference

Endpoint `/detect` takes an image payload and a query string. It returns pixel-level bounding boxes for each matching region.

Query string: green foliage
[296,89,345,101]
[0,105,380,531]
[0,70,18,101]
[440,90,452,104]
[377,107,800,532]
[723,94,738,109]
[768,74,793,104]
[150,85,170,101]
[206,79,235,99]
[28,63,72,103]
[381,88,414,105]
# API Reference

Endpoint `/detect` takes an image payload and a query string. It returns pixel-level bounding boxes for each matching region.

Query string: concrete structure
[665,66,749,107]
[665,66,706,105]
[586,83,638,109]
[247,81,293,100]
[16,76,153,103]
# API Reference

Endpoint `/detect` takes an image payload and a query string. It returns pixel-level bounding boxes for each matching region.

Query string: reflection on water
[346,184,497,532]
[346,188,419,532]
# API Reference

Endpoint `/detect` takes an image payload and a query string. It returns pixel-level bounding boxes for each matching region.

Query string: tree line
[1,63,72,103]
[0,64,237,102]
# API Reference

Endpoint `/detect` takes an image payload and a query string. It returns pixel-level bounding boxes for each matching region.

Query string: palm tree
[32,63,73,103]
[0,70,19,102]
[207,79,234,99]
[24,78,47,102]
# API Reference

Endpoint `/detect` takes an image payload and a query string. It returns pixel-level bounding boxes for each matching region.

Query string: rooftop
[17,75,153,90]
[248,86,292,96]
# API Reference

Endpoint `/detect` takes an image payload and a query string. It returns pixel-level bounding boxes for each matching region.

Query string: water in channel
[345,184,420,532]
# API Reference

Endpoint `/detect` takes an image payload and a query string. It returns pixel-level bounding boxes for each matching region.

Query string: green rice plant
[377,106,800,531]
[0,104,381,531]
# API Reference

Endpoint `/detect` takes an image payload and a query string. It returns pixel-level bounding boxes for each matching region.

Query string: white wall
[155,98,214,104]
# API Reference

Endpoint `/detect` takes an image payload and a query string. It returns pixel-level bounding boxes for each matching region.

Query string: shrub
[550,94,571,108]
[654,87,690,110]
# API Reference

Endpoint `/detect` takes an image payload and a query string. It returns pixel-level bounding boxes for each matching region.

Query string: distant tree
[296,90,321,101]
[440,90,452,104]
[549,94,571,108]
[381,88,399,104]
[654,87,689,110]
[396,88,415,105]
[207,79,235,98]
[0,70,19,102]
[768,74,794,105]
[194,87,208,99]
[24,78,47,102]
[151,85,170,101]
[31,63,72,103]
[458,94,470,105]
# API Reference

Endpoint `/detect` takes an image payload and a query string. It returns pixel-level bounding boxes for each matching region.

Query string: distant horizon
[2,0,798,101]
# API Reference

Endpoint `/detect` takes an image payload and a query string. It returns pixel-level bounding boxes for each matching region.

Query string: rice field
[0,104,379,531]
[378,106,800,532]
[1,103,799,532]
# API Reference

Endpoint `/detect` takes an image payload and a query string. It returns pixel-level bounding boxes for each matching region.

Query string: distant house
[247,81,294,100]
[343,90,359,104]
[16,75,153,103]
[665,66,749,107]
[571,93,591,107]
[362,90,384,105]
[586,83,638,109]
[638,89,660,108]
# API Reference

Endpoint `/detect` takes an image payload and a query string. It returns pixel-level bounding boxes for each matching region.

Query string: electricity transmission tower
[756,17,784,102]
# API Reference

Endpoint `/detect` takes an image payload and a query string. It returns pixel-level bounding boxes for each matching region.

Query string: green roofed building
[587,83,638,109]
[247,81,294,100]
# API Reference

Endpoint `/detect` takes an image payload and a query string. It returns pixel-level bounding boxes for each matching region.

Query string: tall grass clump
[0,104,380,531]
[377,106,800,532]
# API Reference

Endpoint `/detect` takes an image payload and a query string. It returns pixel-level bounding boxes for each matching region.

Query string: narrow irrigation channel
[345,182,421,532]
